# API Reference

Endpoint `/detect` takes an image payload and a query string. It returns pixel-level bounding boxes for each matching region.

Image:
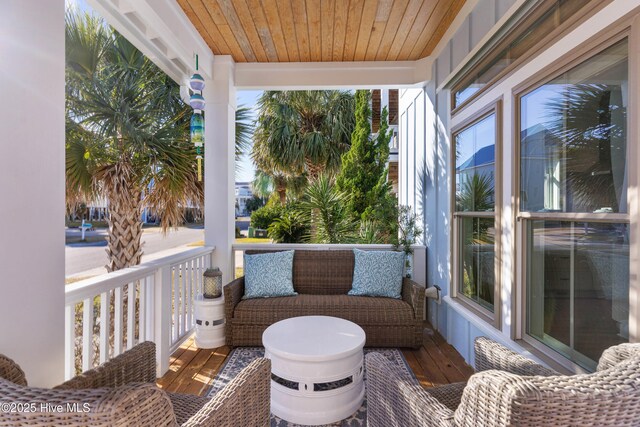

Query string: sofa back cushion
[348,249,404,298]
[245,250,354,294]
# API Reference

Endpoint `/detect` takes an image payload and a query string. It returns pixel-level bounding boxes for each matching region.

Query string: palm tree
[456,173,494,213]
[252,90,355,202]
[252,169,306,205]
[544,83,627,212]
[235,106,253,171]
[66,12,252,271]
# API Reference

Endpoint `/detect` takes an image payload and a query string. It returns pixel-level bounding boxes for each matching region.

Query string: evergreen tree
[336,90,397,243]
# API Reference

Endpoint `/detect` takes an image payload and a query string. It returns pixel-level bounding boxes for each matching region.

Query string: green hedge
[250,204,283,229]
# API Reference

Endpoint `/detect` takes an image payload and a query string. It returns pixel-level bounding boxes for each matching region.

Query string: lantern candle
[203,268,223,299]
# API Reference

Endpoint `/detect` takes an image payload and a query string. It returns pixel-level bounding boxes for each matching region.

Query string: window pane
[459,216,495,311]
[455,114,496,212]
[526,220,629,370]
[520,40,628,213]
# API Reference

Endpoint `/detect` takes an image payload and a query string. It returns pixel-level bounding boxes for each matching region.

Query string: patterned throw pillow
[348,249,405,299]
[243,250,297,299]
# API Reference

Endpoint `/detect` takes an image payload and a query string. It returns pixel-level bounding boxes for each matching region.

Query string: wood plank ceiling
[177,0,466,63]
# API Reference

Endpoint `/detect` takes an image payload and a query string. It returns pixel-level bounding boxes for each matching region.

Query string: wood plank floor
[157,322,474,396]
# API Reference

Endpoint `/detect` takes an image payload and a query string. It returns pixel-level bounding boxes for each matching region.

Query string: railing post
[154,264,172,377]
[64,304,75,380]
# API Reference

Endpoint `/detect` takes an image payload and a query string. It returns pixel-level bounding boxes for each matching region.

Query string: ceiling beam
[235,57,433,90]
[87,0,213,83]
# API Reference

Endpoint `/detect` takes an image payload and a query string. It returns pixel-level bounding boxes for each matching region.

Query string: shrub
[245,195,265,214]
[268,210,309,243]
[250,204,283,229]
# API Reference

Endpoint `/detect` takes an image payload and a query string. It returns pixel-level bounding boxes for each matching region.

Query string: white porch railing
[64,246,215,380]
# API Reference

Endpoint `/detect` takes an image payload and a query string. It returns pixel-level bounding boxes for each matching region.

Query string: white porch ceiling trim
[235,57,433,90]
[87,0,434,89]
[87,0,213,83]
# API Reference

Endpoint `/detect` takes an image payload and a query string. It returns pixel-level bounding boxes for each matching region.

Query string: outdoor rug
[206,347,416,427]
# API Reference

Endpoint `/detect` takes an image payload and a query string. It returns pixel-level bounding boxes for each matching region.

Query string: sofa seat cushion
[232,294,415,326]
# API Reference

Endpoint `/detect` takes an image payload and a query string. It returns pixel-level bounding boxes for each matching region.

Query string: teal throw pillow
[348,249,405,298]
[243,250,297,299]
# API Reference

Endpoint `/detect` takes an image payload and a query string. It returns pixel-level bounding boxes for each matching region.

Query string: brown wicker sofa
[224,249,425,348]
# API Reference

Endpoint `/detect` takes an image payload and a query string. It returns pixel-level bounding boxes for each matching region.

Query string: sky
[65,0,92,14]
[236,90,262,183]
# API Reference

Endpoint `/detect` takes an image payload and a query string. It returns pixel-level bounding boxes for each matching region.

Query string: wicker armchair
[0,342,271,427]
[366,337,640,427]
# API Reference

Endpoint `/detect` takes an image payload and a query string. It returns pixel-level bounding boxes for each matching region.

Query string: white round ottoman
[262,315,366,426]
[193,294,225,348]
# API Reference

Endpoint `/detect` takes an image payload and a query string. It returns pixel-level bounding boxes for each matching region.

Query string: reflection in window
[459,217,495,311]
[455,114,496,212]
[455,113,497,313]
[526,221,629,370]
[520,40,628,213]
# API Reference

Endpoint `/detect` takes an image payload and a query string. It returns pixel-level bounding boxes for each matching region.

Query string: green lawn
[235,237,272,244]
[188,237,271,247]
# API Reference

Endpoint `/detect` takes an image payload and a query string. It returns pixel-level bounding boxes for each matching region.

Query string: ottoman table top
[262,315,365,362]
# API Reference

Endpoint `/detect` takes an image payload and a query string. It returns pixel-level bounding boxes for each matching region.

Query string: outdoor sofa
[224,249,425,348]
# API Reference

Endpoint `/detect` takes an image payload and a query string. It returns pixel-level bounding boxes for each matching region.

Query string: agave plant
[298,175,358,244]
[267,210,309,243]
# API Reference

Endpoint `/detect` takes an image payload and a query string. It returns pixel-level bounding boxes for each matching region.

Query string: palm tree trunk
[275,177,287,206]
[102,164,144,272]
[305,158,324,181]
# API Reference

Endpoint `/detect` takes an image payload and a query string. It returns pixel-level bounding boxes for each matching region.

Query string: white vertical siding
[407,103,415,211]
[415,91,426,227]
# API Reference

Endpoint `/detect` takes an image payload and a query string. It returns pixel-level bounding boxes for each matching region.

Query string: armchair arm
[182,357,271,427]
[365,352,455,427]
[454,370,525,426]
[402,277,425,321]
[597,342,640,371]
[224,277,245,346]
[474,337,557,377]
[0,354,27,386]
[55,341,157,390]
[0,380,175,426]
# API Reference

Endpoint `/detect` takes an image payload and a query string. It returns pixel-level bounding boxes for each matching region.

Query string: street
[66,226,204,278]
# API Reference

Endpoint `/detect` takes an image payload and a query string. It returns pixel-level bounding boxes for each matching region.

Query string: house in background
[371,89,400,194]
[234,181,253,217]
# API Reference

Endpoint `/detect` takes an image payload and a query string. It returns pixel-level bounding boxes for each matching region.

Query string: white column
[0,0,65,387]
[204,56,236,282]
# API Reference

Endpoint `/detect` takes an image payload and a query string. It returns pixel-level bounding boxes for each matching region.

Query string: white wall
[0,0,66,386]
[397,0,529,362]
